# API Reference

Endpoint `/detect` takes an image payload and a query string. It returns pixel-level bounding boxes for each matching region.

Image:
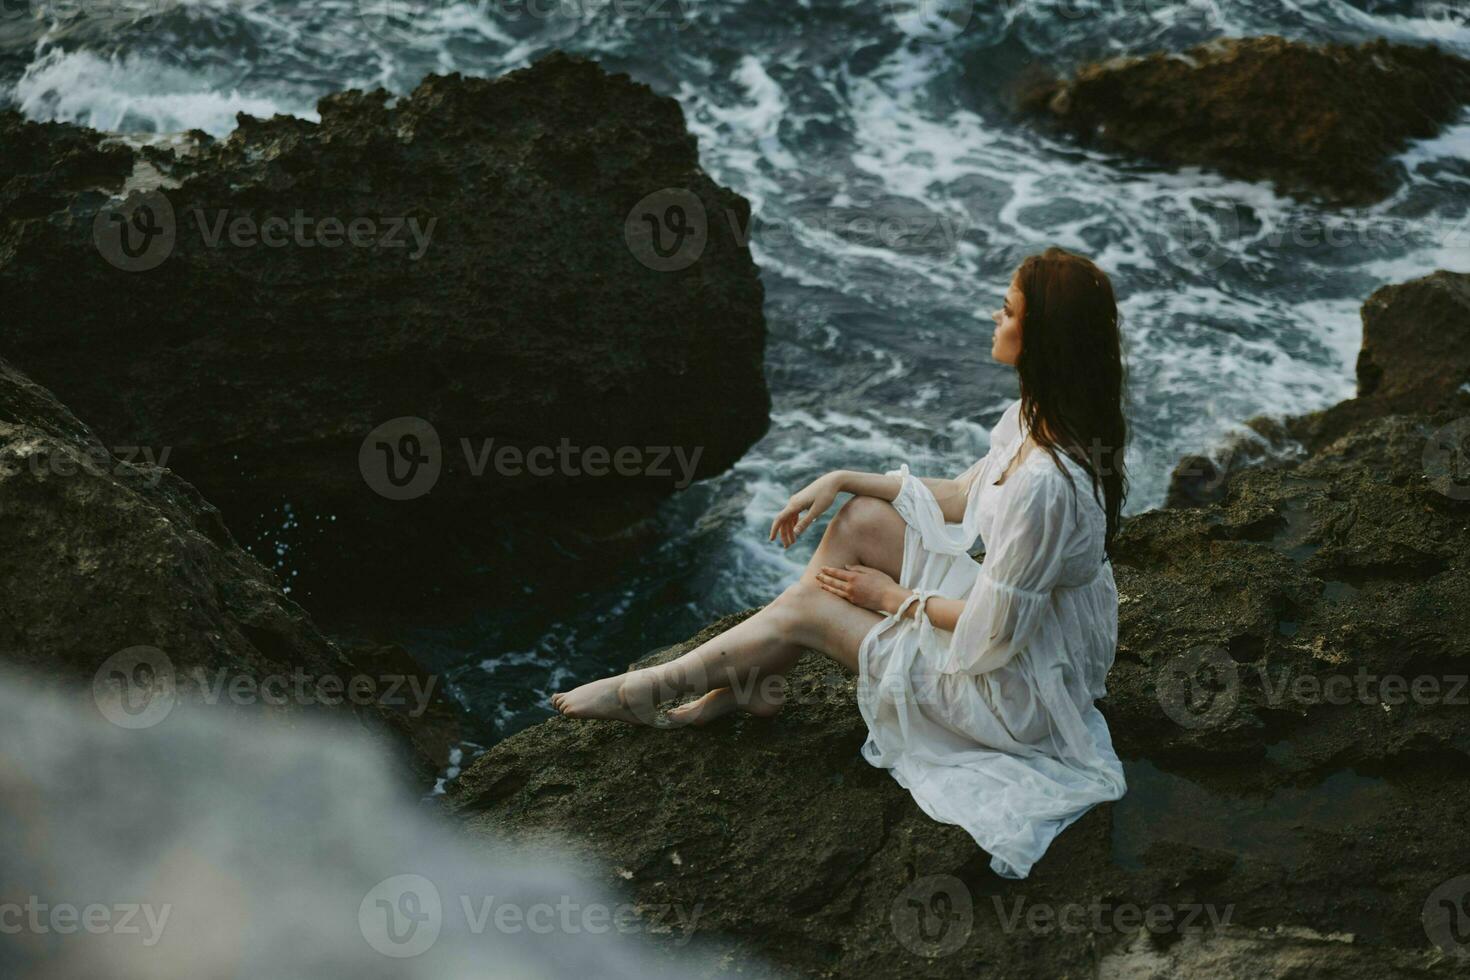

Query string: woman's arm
[770,465,972,547]
[833,469,973,523]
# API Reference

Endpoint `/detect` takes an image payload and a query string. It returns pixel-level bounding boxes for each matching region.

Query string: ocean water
[4,0,1468,757]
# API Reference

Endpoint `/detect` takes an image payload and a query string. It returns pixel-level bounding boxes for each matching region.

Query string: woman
[553,245,1129,879]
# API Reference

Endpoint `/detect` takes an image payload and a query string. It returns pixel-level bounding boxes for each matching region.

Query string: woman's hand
[816,563,907,615]
[769,472,842,548]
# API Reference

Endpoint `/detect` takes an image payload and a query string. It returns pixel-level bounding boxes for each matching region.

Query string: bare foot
[666,685,784,726]
[551,669,662,725]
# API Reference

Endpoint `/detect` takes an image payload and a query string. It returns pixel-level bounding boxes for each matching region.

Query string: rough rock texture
[1164,414,1304,509]
[0,51,769,609]
[446,274,1470,976]
[0,356,454,783]
[1168,269,1470,507]
[1287,270,1470,451]
[1017,36,1470,205]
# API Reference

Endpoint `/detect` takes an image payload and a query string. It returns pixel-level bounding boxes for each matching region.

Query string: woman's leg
[664,577,894,725]
[551,494,908,725]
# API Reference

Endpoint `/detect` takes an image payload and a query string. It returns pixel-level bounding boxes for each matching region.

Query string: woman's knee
[826,494,893,544]
[767,580,823,641]
[768,580,816,620]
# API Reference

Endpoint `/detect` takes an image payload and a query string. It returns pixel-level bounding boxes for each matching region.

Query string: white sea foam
[14,47,312,133]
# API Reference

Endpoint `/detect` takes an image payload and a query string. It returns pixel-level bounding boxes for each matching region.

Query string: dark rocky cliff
[0,51,770,610]
[0,355,455,782]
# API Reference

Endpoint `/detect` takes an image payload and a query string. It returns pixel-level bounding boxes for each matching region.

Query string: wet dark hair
[1012,246,1129,558]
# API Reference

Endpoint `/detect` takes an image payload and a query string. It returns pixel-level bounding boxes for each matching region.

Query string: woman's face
[991,275,1025,366]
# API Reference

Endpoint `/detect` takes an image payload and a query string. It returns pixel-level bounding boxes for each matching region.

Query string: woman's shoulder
[1013,445,1107,519]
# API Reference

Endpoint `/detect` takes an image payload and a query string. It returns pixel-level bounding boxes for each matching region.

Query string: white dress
[856,397,1127,879]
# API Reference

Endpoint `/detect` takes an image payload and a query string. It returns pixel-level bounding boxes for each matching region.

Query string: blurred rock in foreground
[0,667,742,979]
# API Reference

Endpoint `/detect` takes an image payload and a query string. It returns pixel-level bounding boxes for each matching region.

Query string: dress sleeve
[884,462,978,556]
[927,462,1078,675]
[881,399,1021,556]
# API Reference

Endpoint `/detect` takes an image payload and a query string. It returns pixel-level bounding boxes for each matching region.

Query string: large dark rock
[1286,269,1470,452]
[1017,36,1470,205]
[1168,269,1470,507]
[446,281,1470,974]
[0,51,769,609]
[0,355,454,783]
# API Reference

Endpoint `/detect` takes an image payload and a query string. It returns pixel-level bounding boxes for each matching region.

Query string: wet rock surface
[1285,270,1470,451]
[447,273,1470,976]
[0,355,454,783]
[1168,269,1470,507]
[1017,36,1470,205]
[0,51,769,610]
